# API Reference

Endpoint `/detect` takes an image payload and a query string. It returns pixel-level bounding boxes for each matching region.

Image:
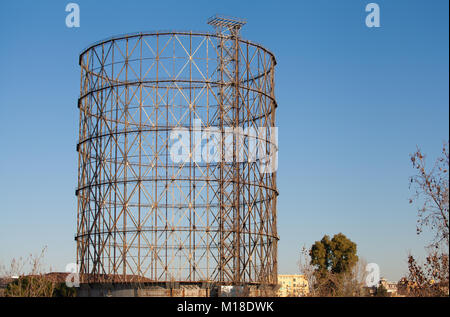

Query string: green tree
[310,233,358,276]
[308,233,359,296]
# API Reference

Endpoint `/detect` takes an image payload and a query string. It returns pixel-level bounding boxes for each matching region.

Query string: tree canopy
[310,233,358,276]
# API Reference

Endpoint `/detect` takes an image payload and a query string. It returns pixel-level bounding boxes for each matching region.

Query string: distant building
[379,277,399,296]
[362,277,400,297]
[277,274,309,297]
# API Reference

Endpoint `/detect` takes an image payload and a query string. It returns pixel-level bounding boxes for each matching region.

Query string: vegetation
[0,247,77,297]
[310,233,358,276]
[409,142,449,246]
[403,141,449,296]
[5,276,54,297]
[300,233,368,297]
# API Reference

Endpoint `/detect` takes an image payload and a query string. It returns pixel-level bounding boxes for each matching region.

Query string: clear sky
[0,0,448,281]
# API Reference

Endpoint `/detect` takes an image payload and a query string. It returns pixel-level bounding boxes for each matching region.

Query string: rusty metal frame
[76,19,278,289]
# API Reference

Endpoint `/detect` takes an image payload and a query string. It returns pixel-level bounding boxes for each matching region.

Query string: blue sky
[0,0,448,281]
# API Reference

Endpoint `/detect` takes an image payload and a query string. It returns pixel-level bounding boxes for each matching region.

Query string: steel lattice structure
[76,16,278,289]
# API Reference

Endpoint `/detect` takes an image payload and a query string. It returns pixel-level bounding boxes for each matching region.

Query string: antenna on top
[207,14,246,35]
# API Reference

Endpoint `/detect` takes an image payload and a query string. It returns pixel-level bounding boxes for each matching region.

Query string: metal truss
[76,19,278,288]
